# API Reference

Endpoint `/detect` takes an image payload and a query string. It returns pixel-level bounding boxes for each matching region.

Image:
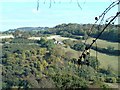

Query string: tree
[21,32,30,39]
[30,49,37,56]
[13,30,21,38]
[42,60,48,68]
[79,65,97,81]
[38,37,47,47]
[40,64,44,71]
[26,74,39,88]
[107,65,116,76]
[89,56,100,70]
[50,46,65,58]
[105,77,116,83]
[22,51,26,60]
[39,48,47,56]
[47,67,56,76]
[46,40,55,49]
[63,39,74,47]
[83,31,88,40]
[72,43,84,51]
[38,77,56,88]
[25,50,31,58]
[52,73,88,88]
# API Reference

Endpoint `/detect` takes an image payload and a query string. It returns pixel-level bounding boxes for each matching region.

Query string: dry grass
[90,49,118,72]
[84,37,118,50]
[47,35,77,41]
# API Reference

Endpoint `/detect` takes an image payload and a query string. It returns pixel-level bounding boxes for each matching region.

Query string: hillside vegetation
[1,23,119,89]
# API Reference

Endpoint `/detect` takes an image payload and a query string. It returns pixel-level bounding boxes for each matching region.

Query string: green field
[84,37,118,50]
[63,47,118,73]
[90,49,118,72]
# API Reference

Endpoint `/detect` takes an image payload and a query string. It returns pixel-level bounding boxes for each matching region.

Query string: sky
[0,0,118,31]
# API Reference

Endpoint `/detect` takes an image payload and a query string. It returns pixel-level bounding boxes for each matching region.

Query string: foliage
[43,23,119,42]
[52,73,88,88]
[72,43,84,51]
[37,37,47,47]
[2,23,119,89]
[78,65,97,81]
[105,77,117,83]
[89,56,100,70]
[45,39,55,49]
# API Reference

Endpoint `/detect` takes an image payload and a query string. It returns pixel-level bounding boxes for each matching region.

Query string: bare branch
[49,0,52,8]
[37,0,83,9]
[44,0,46,4]
[53,0,55,3]
[83,0,86,4]
[37,0,39,11]
[76,0,82,10]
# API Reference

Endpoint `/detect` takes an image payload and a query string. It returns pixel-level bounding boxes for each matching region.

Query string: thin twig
[37,0,39,11]
[49,0,52,8]
[84,0,120,45]
[44,0,46,4]
[78,12,120,64]
[76,0,82,10]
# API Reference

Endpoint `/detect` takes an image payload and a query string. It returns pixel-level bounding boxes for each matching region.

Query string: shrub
[105,77,116,83]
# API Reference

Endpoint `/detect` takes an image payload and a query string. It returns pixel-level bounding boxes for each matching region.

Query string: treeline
[46,23,119,42]
[2,38,37,44]
[3,23,119,42]
[90,28,119,42]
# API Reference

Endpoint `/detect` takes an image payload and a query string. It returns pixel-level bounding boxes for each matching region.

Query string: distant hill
[17,27,49,31]
[6,26,49,32]
[3,23,119,42]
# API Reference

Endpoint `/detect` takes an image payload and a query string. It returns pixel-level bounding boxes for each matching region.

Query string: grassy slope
[63,47,118,73]
[85,37,118,50]
[90,49,118,72]
[86,37,118,73]
[47,35,119,72]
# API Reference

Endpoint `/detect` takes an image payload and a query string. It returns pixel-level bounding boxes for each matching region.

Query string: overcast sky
[0,0,118,31]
